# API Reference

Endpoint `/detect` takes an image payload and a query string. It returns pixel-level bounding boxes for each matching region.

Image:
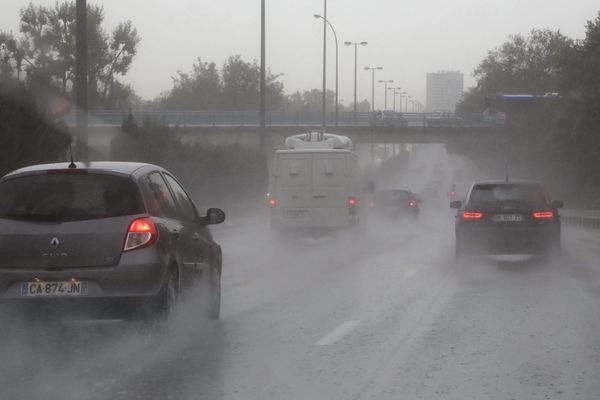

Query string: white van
[268,132,365,231]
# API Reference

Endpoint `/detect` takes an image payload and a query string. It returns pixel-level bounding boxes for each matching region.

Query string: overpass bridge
[77,110,508,156]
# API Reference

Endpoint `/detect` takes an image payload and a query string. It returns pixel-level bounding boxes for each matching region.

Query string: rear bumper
[456,224,560,254]
[272,208,361,228]
[0,247,167,300]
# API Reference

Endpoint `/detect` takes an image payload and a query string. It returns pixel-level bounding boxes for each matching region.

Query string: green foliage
[0,83,71,176]
[0,1,140,109]
[159,56,285,112]
[112,113,267,204]
[455,13,600,204]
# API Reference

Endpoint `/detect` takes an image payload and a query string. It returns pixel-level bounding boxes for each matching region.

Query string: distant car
[451,180,563,259]
[369,110,409,127]
[369,189,420,219]
[0,162,225,320]
[425,112,465,127]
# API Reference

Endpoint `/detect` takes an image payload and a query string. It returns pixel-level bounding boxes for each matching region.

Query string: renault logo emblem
[50,237,60,248]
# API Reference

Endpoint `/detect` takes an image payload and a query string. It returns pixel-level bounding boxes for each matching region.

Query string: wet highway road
[1,213,600,400]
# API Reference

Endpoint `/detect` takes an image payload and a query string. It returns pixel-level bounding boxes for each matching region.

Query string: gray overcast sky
[1,0,599,109]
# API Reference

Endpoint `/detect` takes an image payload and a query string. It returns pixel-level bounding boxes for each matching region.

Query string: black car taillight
[461,211,484,220]
[124,217,158,252]
[532,211,554,220]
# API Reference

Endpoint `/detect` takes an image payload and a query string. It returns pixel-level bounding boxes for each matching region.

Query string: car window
[469,184,547,203]
[0,173,143,222]
[163,173,197,221]
[146,172,178,218]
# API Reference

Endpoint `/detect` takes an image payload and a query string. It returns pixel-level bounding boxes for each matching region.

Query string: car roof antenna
[68,144,77,169]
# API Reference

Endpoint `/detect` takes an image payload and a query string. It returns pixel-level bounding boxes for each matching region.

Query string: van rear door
[312,154,348,225]
[275,153,312,221]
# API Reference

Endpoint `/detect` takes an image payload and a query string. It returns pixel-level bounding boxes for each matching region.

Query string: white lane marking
[317,320,360,346]
[404,268,418,279]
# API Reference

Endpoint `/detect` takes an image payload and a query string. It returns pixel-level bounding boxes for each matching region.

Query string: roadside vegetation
[455,12,600,205]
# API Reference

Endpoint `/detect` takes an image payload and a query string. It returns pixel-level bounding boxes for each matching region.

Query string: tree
[458,29,573,112]
[0,1,140,109]
[160,59,221,110]
[158,55,285,111]
[0,83,71,176]
[284,89,336,113]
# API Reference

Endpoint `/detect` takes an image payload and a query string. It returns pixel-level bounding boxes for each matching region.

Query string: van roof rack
[285,132,352,150]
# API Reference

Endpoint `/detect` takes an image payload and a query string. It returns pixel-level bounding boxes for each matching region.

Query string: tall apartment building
[426,71,464,112]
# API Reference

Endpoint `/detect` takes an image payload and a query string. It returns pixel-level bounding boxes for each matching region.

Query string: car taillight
[268,198,277,206]
[532,211,554,220]
[348,197,357,215]
[409,201,417,208]
[461,211,484,220]
[124,217,158,252]
[369,201,375,208]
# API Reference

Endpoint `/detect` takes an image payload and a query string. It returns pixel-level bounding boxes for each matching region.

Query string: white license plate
[21,281,88,297]
[492,214,524,222]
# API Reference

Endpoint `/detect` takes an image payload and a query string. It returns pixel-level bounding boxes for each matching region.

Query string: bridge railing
[560,209,600,229]
[63,110,506,128]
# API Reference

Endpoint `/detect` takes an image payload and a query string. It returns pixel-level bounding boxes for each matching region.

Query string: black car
[0,162,225,320]
[369,189,420,219]
[451,180,563,259]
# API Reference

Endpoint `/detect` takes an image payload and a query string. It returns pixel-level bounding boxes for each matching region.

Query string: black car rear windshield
[0,172,144,222]
[376,190,411,204]
[469,183,547,203]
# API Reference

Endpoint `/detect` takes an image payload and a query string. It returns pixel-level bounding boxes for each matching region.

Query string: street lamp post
[389,87,400,112]
[364,66,382,165]
[399,92,407,113]
[75,0,88,161]
[344,41,368,122]
[314,13,338,126]
[364,66,383,112]
[405,95,412,113]
[321,0,327,128]
[260,0,267,153]
[378,79,393,110]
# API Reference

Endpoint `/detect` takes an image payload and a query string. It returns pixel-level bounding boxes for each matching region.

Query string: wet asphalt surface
[1,209,600,400]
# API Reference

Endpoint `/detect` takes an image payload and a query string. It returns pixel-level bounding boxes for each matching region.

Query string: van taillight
[532,211,554,220]
[461,211,483,220]
[269,198,277,206]
[349,197,357,215]
[124,217,158,252]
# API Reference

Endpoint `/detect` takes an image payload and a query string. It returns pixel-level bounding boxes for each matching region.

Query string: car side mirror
[450,200,462,209]
[552,200,564,209]
[204,208,226,225]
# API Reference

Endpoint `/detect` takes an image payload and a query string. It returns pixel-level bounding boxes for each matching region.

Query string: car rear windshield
[376,190,411,204]
[0,172,144,222]
[469,183,547,203]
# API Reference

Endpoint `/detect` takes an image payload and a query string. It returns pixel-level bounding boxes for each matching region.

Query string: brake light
[124,217,158,251]
[532,211,554,220]
[461,211,483,220]
[348,197,357,215]
[268,198,277,206]
[409,201,417,208]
